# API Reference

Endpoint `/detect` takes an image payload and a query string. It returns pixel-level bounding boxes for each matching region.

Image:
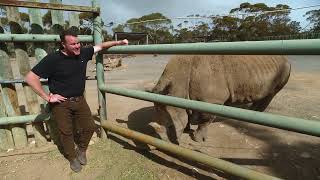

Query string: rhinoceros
[149,55,291,143]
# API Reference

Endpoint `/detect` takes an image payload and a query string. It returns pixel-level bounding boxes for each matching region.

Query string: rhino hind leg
[191,113,215,142]
[184,110,200,133]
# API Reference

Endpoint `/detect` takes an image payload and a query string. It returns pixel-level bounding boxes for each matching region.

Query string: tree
[192,22,210,42]
[305,9,320,32]
[211,16,240,41]
[112,24,125,33]
[174,28,194,43]
[125,13,172,44]
[211,3,301,41]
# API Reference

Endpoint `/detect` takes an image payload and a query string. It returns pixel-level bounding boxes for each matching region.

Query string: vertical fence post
[68,12,80,33]
[47,0,64,147]
[0,87,11,151]
[1,7,28,149]
[7,5,47,146]
[0,50,15,150]
[92,0,107,139]
[0,22,15,150]
[28,0,51,146]
[50,0,64,34]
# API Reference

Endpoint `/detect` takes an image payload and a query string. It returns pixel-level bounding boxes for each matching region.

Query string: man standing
[25,29,128,172]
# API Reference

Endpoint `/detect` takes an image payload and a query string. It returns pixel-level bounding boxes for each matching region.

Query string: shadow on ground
[222,119,320,179]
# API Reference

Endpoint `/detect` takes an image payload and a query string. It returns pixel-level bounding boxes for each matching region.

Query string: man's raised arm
[93,39,128,53]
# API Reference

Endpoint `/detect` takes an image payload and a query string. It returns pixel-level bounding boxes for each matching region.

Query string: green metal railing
[103,39,320,55]
[0,114,50,125]
[98,86,320,137]
[0,34,93,42]
[102,121,281,180]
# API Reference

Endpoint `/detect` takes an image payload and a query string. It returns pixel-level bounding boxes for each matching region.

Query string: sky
[49,0,320,31]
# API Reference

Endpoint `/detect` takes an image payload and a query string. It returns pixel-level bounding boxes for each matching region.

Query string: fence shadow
[108,106,248,179]
[106,133,239,180]
[222,119,320,179]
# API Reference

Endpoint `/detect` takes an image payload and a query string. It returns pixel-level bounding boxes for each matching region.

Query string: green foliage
[305,9,320,32]
[210,2,301,41]
[125,13,172,43]
[112,24,125,33]
[0,2,312,44]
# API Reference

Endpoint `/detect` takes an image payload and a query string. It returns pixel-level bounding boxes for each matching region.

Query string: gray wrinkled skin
[150,55,291,144]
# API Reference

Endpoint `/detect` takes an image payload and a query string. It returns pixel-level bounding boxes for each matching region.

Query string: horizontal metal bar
[0,0,99,13]
[0,114,50,125]
[99,85,320,137]
[0,34,93,42]
[0,79,48,84]
[102,121,281,180]
[0,77,96,84]
[103,39,320,55]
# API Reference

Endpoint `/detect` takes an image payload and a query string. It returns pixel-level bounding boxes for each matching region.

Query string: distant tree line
[0,2,319,46]
[112,3,320,43]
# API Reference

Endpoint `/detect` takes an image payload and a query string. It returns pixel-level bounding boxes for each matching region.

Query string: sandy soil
[0,55,319,180]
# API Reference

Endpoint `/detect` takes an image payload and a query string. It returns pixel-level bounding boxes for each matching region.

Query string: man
[25,29,128,172]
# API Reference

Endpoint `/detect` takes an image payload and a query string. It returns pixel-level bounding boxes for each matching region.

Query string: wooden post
[6,6,47,146]
[50,0,64,34]
[69,12,80,34]
[0,49,27,149]
[28,0,60,146]
[47,0,64,148]
[0,51,16,151]
[0,87,11,151]
[0,22,15,151]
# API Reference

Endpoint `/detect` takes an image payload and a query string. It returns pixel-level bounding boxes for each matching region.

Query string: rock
[6,148,14,153]
[104,57,122,70]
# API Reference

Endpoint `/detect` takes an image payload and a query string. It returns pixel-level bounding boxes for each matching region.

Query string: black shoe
[69,158,82,172]
[76,148,87,165]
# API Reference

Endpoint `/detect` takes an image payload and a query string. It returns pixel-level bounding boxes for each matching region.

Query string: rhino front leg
[191,113,215,142]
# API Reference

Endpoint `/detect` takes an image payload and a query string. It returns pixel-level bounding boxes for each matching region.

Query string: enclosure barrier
[98,86,320,137]
[0,114,50,125]
[0,34,92,42]
[0,0,319,179]
[102,39,320,55]
[102,121,281,180]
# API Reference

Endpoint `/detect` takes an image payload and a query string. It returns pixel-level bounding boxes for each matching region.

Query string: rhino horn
[149,122,165,133]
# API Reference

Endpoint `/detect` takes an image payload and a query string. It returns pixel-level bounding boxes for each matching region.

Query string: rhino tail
[275,61,291,93]
[280,61,291,88]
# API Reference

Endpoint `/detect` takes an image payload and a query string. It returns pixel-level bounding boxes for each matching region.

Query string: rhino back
[189,55,290,104]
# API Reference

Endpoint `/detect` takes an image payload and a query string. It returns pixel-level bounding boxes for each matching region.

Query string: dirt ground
[0,55,319,180]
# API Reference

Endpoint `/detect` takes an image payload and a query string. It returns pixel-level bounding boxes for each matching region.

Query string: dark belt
[67,95,83,102]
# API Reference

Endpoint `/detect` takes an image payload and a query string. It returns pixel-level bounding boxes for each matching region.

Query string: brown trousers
[50,96,96,160]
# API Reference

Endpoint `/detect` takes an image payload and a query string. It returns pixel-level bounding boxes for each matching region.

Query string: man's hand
[117,39,129,46]
[48,93,67,103]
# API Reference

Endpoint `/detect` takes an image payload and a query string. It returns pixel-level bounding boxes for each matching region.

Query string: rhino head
[149,103,188,144]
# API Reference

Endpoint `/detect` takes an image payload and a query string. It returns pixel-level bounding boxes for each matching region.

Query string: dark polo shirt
[32,47,94,98]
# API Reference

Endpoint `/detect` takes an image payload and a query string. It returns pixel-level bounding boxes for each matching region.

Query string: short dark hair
[59,29,78,42]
